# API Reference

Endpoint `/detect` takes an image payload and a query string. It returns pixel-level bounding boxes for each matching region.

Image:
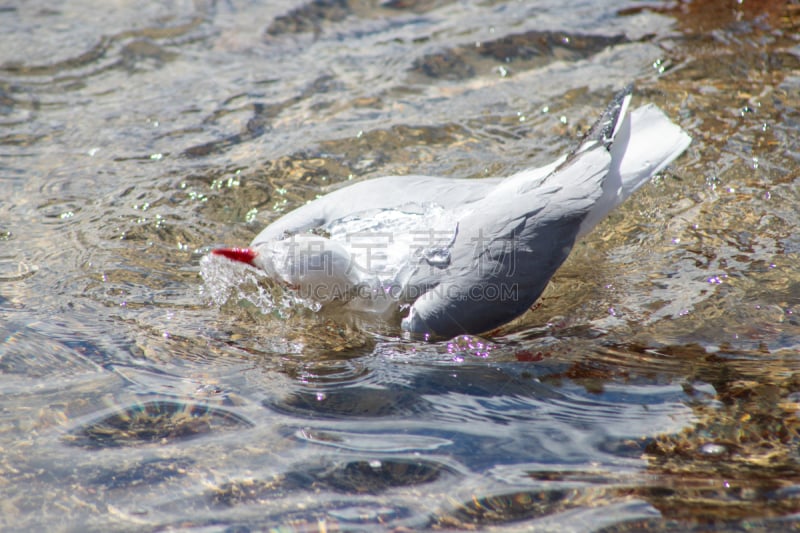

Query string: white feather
[577,103,691,239]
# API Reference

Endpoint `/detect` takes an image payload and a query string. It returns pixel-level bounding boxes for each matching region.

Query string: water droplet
[700,442,727,456]
[424,248,450,268]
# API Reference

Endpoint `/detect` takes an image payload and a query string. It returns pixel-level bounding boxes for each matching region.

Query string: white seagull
[211,86,691,337]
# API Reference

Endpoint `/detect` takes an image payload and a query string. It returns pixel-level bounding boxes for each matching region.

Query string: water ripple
[295,428,452,453]
[4,0,800,530]
[65,399,254,449]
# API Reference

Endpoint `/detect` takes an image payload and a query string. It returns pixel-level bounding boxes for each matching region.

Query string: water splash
[445,335,496,360]
[199,253,321,316]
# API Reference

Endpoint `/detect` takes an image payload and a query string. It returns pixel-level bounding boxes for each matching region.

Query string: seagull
[210,85,691,337]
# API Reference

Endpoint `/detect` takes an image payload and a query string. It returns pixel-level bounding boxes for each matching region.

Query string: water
[2,0,800,530]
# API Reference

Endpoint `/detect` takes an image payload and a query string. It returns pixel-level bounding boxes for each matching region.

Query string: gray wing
[252,175,501,245]
[402,147,612,337]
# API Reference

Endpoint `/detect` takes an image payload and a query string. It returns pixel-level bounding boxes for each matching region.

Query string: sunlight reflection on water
[2,0,800,530]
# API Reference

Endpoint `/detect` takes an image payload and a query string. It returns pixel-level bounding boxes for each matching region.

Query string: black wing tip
[588,84,633,149]
[618,83,634,99]
[551,84,635,172]
[573,83,634,155]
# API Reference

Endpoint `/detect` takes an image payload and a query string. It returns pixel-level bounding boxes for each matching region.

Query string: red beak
[212,247,258,266]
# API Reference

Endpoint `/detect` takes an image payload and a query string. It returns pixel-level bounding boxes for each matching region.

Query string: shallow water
[2,0,800,530]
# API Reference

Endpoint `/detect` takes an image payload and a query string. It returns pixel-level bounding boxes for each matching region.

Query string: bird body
[211,86,691,337]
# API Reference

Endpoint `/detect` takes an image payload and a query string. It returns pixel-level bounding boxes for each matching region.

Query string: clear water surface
[2,0,800,530]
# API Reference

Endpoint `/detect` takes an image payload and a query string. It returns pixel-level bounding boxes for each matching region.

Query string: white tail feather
[577,103,691,239]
